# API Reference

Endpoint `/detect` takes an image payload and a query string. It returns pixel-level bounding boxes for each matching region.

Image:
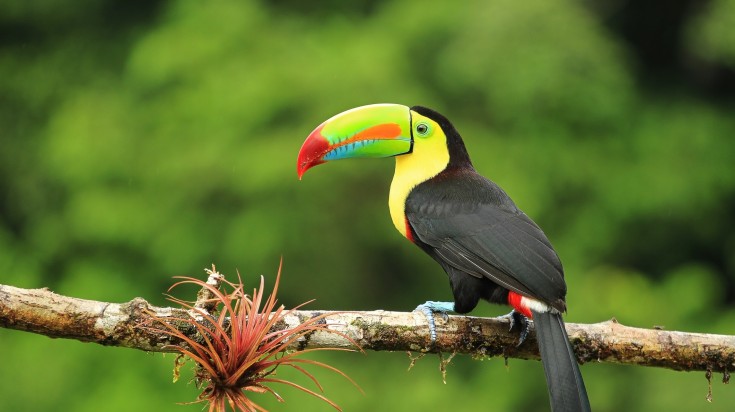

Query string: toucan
[296,104,590,412]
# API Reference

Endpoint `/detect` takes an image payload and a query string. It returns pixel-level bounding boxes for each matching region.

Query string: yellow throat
[388,111,450,238]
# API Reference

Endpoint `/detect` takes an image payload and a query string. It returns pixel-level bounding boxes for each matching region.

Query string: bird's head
[296,104,471,179]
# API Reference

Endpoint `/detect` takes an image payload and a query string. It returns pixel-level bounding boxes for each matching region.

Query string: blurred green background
[1,0,734,410]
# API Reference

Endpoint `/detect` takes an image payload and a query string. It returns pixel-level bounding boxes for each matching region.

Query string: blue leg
[504,309,529,346]
[415,301,455,343]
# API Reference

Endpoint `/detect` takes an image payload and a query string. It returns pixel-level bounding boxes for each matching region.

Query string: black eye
[416,122,429,136]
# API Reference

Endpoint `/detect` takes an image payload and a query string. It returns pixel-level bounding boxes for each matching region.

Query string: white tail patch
[521,295,556,314]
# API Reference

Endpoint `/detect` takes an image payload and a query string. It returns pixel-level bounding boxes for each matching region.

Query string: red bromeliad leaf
[142,261,361,412]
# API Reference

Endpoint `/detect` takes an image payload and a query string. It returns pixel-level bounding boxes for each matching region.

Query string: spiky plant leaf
[143,262,360,412]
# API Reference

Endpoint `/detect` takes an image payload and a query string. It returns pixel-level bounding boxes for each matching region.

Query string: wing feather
[405,172,566,308]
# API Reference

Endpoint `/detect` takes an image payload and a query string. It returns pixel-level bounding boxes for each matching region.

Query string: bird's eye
[415,122,430,136]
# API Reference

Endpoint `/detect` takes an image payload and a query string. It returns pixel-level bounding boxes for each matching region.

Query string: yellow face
[388,111,451,238]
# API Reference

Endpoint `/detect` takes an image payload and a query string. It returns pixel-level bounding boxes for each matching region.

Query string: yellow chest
[388,158,416,238]
[388,131,450,238]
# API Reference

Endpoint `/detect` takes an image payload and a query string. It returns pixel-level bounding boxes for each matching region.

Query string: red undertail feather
[508,291,533,318]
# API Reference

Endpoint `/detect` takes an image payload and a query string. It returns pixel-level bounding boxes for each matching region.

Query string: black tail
[532,310,590,412]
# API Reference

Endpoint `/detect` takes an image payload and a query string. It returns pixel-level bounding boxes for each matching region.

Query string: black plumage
[405,106,590,412]
[405,167,567,313]
[535,310,590,412]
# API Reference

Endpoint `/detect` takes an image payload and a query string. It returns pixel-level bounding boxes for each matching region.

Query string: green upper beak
[297,104,413,179]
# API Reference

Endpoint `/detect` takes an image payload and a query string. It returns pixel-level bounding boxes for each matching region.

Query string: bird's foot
[415,301,455,343]
[504,309,530,346]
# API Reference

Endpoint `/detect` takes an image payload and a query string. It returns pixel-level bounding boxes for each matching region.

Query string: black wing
[405,169,567,310]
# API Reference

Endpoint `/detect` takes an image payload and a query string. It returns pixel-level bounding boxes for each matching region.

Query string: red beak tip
[296,160,310,180]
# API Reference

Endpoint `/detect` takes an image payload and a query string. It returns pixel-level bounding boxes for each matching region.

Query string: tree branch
[1,282,734,375]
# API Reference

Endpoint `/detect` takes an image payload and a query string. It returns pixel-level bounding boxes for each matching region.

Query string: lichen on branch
[1,269,734,377]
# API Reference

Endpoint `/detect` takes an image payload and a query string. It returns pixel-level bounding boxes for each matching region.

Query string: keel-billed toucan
[296,104,590,412]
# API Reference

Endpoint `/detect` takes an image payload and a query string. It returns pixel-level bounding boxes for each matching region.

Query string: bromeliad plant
[146,263,359,412]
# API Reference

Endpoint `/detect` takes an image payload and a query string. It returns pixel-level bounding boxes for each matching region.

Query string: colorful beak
[297,104,413,179]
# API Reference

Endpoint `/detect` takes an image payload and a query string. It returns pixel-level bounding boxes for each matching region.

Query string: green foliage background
[2,0,734,411]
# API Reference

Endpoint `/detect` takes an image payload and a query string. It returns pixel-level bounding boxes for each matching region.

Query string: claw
[506,309,530,346]
[414,301,455,343]
[417,305,438,342]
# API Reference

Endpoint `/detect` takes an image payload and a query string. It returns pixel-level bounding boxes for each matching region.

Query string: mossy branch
[1,281,734,376]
